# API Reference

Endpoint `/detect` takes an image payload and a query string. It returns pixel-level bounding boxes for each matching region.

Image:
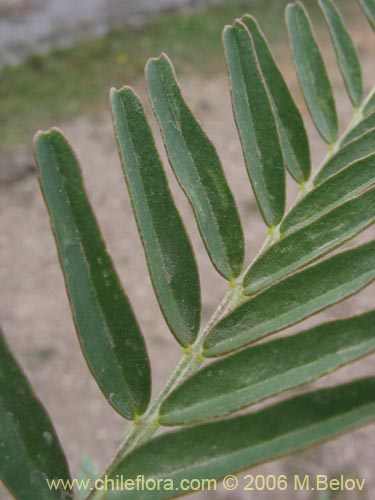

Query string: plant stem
[87,283,243,499]
[305,83,375,192]
[86,83,375,500]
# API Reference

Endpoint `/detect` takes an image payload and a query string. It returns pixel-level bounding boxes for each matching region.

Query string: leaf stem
[86,83,375,500]
[87,283,243,499]
[307,83,375,191]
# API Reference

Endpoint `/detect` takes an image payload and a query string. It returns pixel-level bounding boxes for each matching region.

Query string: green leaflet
[145,54,244,280]
[33,129,151,420]
[244,188,375,294]
[316,128,375,185]
[98,379,375,500]
[358,0,375,30]
[281,153,375,235]
[342,112,375,145]
[223,20,286,226]
[204,241,375,356]
[286,2,338,144]
[241,15,311,183]
[0,330,72,500]
[161,312,375,424]
[320,0,363,107]
[111,87,201,347]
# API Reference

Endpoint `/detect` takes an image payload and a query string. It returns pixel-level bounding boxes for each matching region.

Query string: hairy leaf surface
[161,312,375,424]
[204,242,375,356]
[286,2,338,143]
[342,113,375,145]
[316,128,375,185]
[34,129,151,419]
[320,0,363,106]
[281,153,375,235]
[244,188,375,294]
[111,86,201,346]
[0,330,72,500]
[145,54,244,279]
[101,379,375,500]
[223,20,286,226]
[241,15,311,183]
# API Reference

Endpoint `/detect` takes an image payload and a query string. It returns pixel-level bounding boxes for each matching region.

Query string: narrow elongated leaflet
[161,312,375,424]
[0,330,72,500]
[342,113,375,145]
[145,54,244,280]
[111,87,200,346]
[241,15,310,183]
[33,129,151,419]
[316,128,375,185]
[204,241,375,356]
[286,2,338,143]
[281,154,375,235]
[359,0,375,30]
[97,379,375,500]
[320,0,363,107]
[223,21,286,226]
[244,188,375,294]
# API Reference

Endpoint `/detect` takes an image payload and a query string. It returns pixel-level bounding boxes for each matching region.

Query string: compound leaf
[33,129,151,420]
[223,20,286,226]
[244,188,375,294]
[281,153,375,235]
[100,379,375,500]
[0,329,73,500]
[111,86,201,347]
[161,312,375,424]
[145,54,244,280]
[320,0,363,107]
[241,15,311,183]
[204,241,375,356]
[286,2,338,143]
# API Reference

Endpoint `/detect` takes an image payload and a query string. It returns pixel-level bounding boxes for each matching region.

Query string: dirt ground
[1,10,375,500]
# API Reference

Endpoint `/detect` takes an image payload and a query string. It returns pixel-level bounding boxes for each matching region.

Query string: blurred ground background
[0,0,374,499]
